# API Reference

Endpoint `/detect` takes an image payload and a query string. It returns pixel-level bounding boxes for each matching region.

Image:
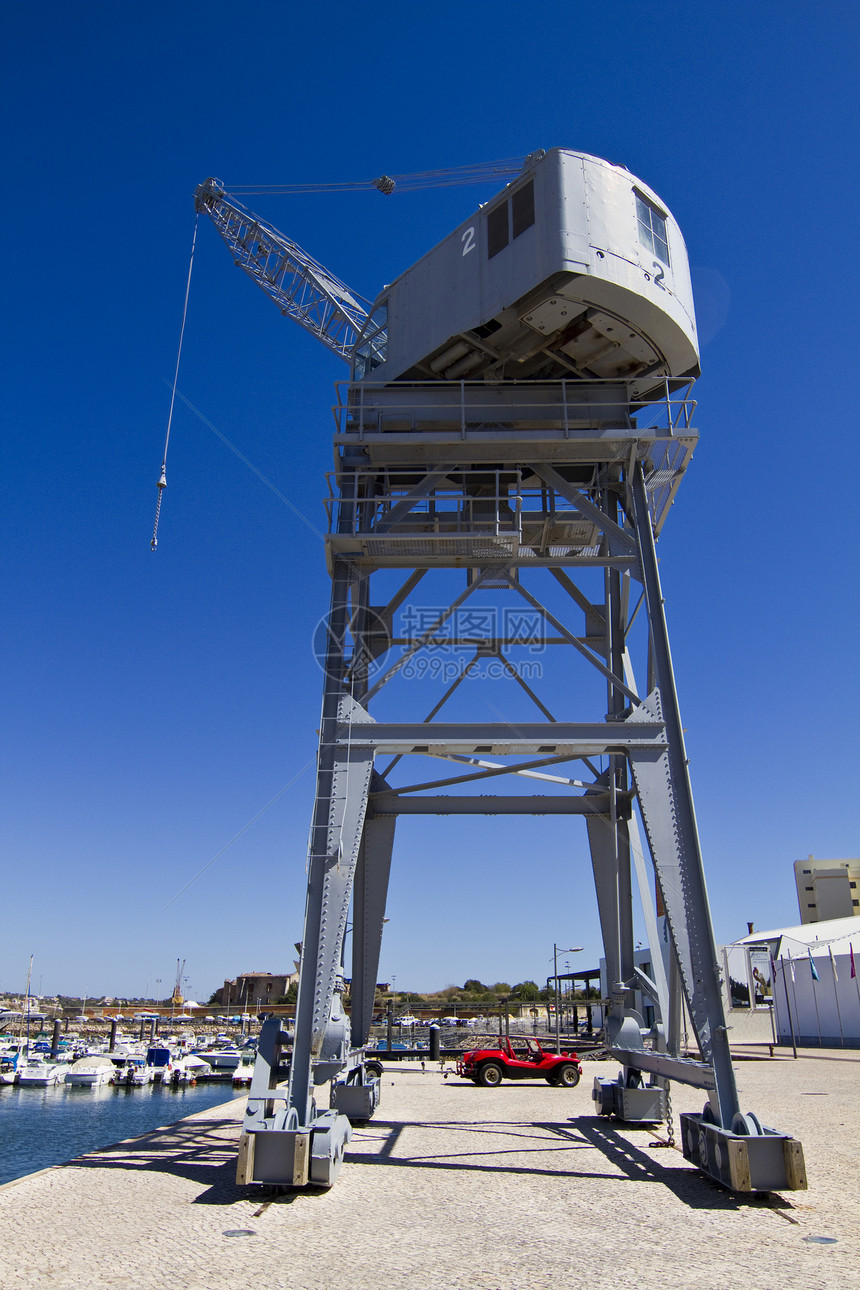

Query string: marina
[0,1078,245,1187]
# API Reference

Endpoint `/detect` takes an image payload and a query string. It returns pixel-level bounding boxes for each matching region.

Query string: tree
[462,979,487,994]
[511,980,541,1001]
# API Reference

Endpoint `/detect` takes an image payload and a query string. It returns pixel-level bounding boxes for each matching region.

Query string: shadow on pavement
[71,1117,243,1205]
[344,1114,741,1210]
[69,1109,797,1216]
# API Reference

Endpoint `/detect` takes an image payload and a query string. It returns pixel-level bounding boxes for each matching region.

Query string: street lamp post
[553,945,583,1053]
[564,962,570,1034]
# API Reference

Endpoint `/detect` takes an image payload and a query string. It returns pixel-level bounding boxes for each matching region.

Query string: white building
[730,917,860,1048]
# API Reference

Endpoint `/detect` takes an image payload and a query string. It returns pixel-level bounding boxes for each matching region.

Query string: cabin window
[487,180,535,259]
[635,191,670,265]
[511,180,535,237]
[487,203,509,259]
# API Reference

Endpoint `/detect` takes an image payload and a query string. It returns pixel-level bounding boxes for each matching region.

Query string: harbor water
[0,1079,245,1187]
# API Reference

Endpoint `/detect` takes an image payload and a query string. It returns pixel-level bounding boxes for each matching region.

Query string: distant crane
[170,958,185,1009]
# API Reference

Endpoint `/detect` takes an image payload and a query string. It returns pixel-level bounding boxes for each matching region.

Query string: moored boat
[0,1057,20,1085]
[65,1055,117,1087]
[232,1056,254,1087]
[168,1054,212,1085]
[17,1057,64,1086]
[112,1055,155,1086]
[195,1045,242,1071]
[144,1045,174,1083]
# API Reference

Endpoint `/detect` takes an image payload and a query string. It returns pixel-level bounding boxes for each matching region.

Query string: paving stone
[0,1049,857,1289]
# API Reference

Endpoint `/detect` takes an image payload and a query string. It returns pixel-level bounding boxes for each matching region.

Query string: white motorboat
[65,1056,117,1087]
[232,1057,255,1087]
[17,1057,64,1086]
[196,1045,242,1070]
[168,1054,211,1085]
[112,1055,155,1086]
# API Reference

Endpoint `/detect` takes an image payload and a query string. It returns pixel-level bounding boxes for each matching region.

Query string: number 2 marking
[653,261,665,288]
[461,226,476,256]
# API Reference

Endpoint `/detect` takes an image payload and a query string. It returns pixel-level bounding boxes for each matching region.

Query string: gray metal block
[330,1073,381,1120]
[592,1076,615,1115]
[237,1128,310,1187]
[619,1084,666,1122]
[592,1076,665,1122]
[679,1112,807,1193]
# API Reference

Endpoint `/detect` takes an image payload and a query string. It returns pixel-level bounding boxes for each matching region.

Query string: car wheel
[364,1060,384,1079]
[555,1063,581,1088]
[478,1062,503,1087]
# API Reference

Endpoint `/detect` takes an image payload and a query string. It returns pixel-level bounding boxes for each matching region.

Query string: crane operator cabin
[353,148,700,392]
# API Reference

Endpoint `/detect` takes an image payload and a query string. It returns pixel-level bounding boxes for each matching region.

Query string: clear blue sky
[2,2,857,1004]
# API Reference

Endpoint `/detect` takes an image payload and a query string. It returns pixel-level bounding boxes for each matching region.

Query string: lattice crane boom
[194,178,375,363]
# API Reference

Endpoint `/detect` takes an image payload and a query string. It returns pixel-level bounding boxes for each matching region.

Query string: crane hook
[151,465,167,550]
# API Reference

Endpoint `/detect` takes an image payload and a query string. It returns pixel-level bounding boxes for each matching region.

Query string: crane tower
[194,149,805,1194]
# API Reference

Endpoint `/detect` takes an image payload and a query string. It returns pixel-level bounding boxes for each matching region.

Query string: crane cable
[225,153,544,197]
[151,214,199,550]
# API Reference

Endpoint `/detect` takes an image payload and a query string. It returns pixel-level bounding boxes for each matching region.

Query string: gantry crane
[193,152,806,1195]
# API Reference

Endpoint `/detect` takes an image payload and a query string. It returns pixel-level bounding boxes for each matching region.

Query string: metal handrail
[323,467,602,539]
[332,376,697,439]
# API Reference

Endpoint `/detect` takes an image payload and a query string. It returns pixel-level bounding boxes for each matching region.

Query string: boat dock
[0,1049,857,1289]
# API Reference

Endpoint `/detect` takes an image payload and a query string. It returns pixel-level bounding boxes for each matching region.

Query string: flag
[851,945,857,980]
[789,954,795,983]
[808,949,820,982]
[829,946,839,983]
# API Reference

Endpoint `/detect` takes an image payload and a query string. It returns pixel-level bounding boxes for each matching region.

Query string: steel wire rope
[160,759,315,911]
[165,387,325,540]
[151,215,199,550]
[224,156,536,197]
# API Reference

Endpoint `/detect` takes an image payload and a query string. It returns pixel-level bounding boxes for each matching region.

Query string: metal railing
[333,376,697,440]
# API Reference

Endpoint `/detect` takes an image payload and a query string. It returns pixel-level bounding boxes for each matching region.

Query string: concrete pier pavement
[0,1049,857,1290]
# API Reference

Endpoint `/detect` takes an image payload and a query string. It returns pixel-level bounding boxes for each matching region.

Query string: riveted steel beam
[334,720,666,756]
[370,793,613,814]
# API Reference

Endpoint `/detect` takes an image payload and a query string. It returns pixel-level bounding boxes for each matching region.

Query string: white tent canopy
[733,917,860,1048]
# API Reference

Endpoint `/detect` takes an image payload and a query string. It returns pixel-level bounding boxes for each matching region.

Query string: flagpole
[809,951,823,1047]
[829,946,845,1047]
[789,952,802,1045]
[777,955,798,1058]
